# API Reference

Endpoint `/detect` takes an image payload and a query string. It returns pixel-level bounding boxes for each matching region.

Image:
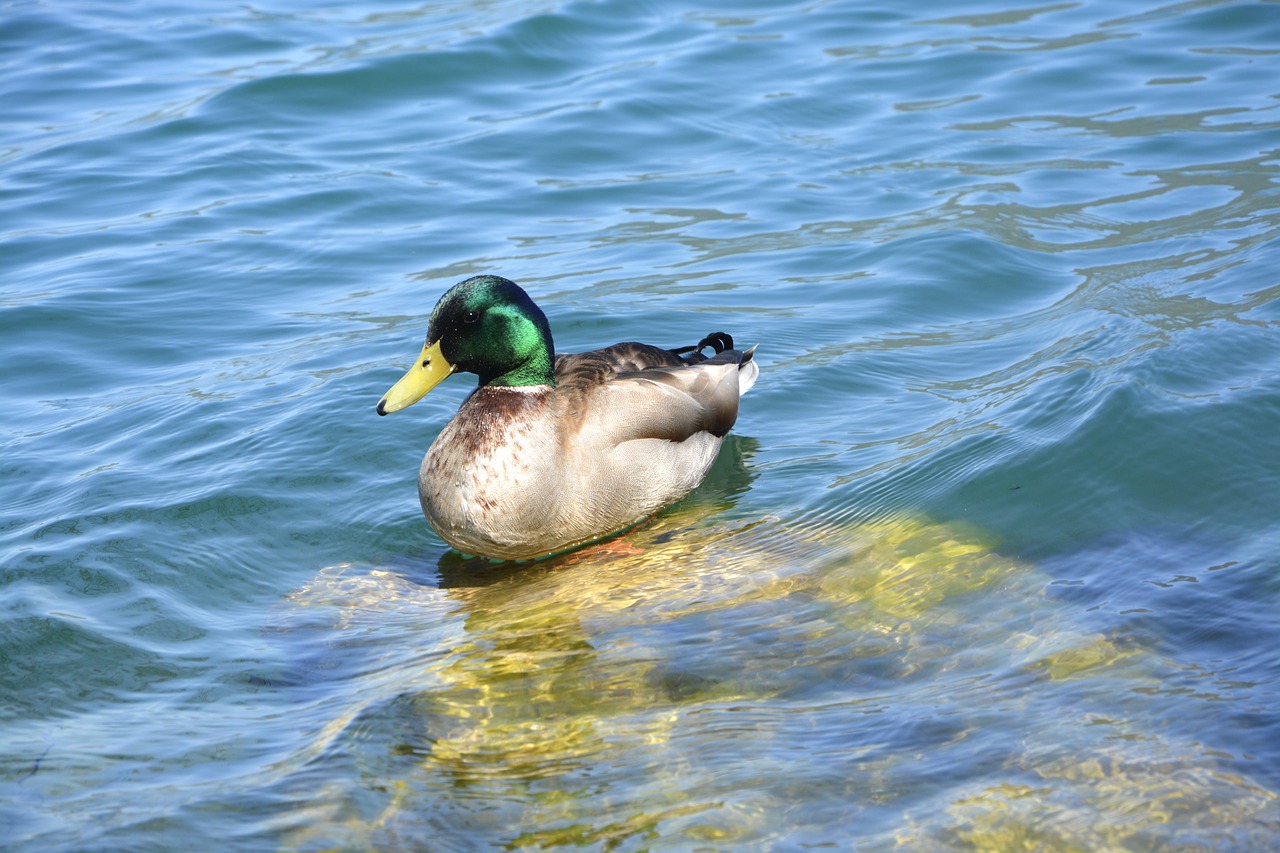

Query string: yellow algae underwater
[267,512,1280,850]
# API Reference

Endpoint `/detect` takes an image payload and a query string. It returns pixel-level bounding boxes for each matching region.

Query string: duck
[376,274,759,562]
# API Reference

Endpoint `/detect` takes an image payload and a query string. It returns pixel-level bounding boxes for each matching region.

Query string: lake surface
[3,0,1280,849]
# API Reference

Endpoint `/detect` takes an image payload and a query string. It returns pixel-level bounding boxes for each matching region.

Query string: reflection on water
[266,438,1279,850]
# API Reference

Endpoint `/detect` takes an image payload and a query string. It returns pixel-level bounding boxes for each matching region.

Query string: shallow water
[3,0,1280,849]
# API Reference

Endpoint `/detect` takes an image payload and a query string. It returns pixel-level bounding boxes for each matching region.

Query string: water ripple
[4,0,1280,849]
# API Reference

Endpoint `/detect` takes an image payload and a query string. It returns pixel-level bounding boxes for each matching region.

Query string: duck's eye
[464,311,480,324]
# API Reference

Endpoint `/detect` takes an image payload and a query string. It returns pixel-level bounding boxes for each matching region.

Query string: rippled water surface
[4,0,1280,849]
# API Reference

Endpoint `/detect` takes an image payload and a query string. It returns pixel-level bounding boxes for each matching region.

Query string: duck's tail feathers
[670,332,758,396]
[669,331,735,364]
[736,345,759,396]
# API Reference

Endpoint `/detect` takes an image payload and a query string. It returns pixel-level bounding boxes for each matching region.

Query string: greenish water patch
[264,512,1279,850]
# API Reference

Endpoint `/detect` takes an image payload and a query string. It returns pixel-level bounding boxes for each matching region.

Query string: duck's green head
[377,275,556,415]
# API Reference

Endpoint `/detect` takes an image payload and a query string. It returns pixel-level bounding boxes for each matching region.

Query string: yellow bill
[377,339,455,415]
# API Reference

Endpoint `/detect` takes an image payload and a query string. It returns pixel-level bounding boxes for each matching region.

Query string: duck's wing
[554,339,757,446]
[553,341,686,387]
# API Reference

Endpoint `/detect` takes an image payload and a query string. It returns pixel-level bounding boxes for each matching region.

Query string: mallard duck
[377,274,758,561]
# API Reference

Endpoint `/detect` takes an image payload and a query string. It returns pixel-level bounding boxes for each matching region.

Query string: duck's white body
[418,343,757,560]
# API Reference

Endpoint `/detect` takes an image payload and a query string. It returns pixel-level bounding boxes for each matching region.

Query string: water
[3,0,1279,848]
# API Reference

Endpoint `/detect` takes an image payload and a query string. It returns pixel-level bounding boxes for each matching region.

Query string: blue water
[4,0,1280,849]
